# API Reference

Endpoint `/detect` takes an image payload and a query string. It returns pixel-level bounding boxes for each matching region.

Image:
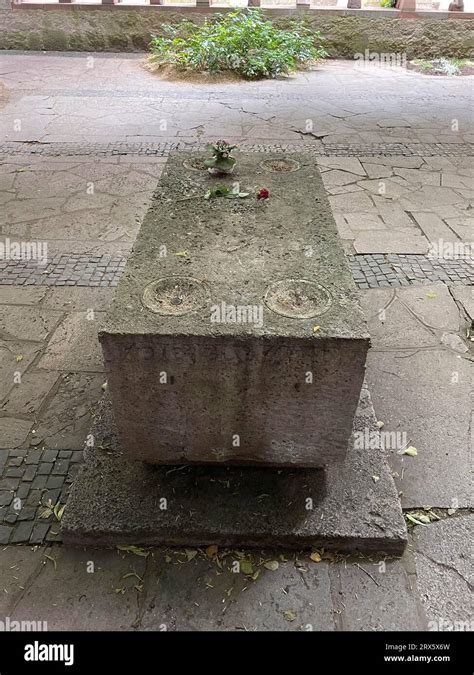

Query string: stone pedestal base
[62,388,407,554]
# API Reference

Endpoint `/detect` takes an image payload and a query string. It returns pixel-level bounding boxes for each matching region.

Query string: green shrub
[149,9,327,80]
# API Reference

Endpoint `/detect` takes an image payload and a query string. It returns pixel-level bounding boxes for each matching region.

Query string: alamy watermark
[428,618,474,632]
[354,428,408,450]
[0,616,47,631]
[0,238,48,266]
[210,301,264,328]
[354,49,407,69]
[428,239,474,261]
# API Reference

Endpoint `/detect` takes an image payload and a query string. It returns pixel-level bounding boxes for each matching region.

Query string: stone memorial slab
[61,387,407,553]
[100,152,369,467]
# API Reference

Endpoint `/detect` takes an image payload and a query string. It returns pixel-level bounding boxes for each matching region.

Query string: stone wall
[0,7,473,58]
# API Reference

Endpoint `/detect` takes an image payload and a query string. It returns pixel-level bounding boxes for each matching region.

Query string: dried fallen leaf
[185,549,198,561]
[264,560,279,571]
[283,610,296,622]
[376,420,384,429]
[15,355,23,363]
[309,552,322,563]
[53,503,65,521]
[175,251,188,257]
[402,446,418,457]
[406,512,430,526]
[205,545,218,558]
[372,475,380,483]
[44,554,57,570]
[39,500,54,520]
[313,325,321,333]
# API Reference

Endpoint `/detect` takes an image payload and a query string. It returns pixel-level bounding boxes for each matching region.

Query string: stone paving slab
[329,553,426,631]
[0,543,47,616]
[37,313,105,372]
[413,514,473,631]
[5,545,146,631]
[366,349,472,509]
[362,285,472,509]
[140,549,336,632]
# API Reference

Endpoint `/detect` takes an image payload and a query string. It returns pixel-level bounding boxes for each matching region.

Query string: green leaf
[240,560,253,575]
[402,446,418,457]
[116,545,150,557]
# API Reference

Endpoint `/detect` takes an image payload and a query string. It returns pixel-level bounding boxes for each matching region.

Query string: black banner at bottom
[0,631,470,673]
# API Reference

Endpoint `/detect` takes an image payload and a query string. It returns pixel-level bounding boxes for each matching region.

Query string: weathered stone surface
[0,10,472,59]
[8,546,145,631]
[0,307,60,343]
[451,286,474,323]
[61,387,407,553]
[0,341,42,401]
[360,285,461,349]
[354,232,430,255]
[366,349,472,509]
[0,287,48,305]
[0,544,46,615]
[331,555,425,630]
[0,372,58,416]
[44,287,115,312]
[101,152,369,468]
[0,418,32,449]
[38,312,105,372]
[141,551,335,631]
[31,373,104,450]
[414,515,474,631]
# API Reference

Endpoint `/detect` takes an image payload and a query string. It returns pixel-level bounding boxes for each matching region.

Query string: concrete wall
[0,7,473,58]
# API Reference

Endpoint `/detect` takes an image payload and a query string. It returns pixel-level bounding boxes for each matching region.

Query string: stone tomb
[62,151,407,552]
[99,152,370,467]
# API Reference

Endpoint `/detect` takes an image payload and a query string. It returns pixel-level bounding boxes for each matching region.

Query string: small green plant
[204,140,236,175]
[433,57,461,76]
[149,9,327,80]
[380,0,397,7]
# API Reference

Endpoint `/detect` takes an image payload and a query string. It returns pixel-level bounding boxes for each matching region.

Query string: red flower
[257,188,269,200]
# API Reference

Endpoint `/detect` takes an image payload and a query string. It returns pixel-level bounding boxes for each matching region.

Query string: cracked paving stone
[414,514,474,629]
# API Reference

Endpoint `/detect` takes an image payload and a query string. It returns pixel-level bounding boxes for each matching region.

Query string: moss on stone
[0,9,472,59]
[42,28,69,51]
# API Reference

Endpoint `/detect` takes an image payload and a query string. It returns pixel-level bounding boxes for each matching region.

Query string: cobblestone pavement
[0,253,125,287]
[0,140,472,157]
[0,252,472,288]
[0,52,472,630]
